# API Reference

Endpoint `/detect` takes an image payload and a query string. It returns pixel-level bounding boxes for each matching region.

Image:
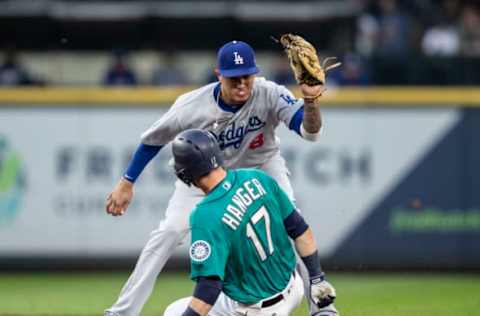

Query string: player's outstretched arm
[278,33,340,141]
[283,210,337,308]
[294,226,337,308]
[300,83,325,135]
[105,143,162,216]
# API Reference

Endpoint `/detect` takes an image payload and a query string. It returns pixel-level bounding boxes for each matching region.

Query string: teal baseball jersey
[189,169,297,304]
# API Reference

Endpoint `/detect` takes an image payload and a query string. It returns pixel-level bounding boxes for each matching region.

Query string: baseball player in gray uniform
[105,40,338,316]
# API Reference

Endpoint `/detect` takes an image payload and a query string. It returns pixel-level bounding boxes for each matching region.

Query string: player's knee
[163,297,191,316]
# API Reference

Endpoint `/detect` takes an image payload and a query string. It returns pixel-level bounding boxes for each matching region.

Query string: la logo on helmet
[233,52,244,65]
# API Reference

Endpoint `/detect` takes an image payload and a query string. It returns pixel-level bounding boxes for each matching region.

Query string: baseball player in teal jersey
[105,40,339,316]
[163,129,336,316]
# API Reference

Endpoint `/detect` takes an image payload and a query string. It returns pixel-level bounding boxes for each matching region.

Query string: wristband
[310,272,326,284]
[301,250,323,279]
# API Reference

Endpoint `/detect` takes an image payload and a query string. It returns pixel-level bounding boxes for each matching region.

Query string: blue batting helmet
[172,129,223,186]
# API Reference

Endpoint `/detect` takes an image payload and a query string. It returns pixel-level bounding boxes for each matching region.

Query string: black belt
[260,272,295,308]
[261,293,284,308]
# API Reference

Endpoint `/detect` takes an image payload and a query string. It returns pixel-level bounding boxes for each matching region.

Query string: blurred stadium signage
[0,106,478,269]
[0,136,26,225]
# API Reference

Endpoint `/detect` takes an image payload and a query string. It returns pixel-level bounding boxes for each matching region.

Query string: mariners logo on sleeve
[190,240,211,262]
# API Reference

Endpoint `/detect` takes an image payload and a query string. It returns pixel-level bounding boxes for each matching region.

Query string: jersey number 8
[246,206,274,261]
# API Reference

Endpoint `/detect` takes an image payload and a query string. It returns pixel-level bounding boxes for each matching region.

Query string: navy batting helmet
[172,129,223,186]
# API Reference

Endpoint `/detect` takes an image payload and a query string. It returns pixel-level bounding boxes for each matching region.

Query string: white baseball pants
[105,154,335,316]
[163,270,304,316]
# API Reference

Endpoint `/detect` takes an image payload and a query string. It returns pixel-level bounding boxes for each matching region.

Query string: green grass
[0,272,479,316]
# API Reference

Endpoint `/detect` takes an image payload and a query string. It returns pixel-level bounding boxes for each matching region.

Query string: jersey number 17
[246,206,274,261]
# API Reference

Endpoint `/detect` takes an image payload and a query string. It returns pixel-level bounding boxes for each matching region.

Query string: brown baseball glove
[279,33,341,86]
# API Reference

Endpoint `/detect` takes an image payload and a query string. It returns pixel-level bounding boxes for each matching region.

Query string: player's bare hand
[106,178,134,216]
[300,83,326,103]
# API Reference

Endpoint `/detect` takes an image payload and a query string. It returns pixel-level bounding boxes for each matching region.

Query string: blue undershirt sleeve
[180,277,222,316]
[193,277,223,305]
[123,143,163,183]
[288,106,304,136]
[283,209,309,239]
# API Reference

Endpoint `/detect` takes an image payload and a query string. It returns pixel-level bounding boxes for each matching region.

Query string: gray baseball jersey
[141,78,304,169]
[106,78,333,316]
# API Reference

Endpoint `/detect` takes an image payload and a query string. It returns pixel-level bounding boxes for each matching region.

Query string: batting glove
[310,273,336,308]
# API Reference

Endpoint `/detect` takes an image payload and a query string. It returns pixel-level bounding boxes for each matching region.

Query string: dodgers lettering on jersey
[212,116,266,150]
[140,77,304,169]
[222,178,267,230]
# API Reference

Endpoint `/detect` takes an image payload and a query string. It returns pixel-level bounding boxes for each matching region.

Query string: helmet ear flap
[175,168,192,186]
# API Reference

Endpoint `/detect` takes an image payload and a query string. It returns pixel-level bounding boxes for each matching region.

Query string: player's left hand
[310,275,336,308]
[106,178,134,216]
[300,83,326,103]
